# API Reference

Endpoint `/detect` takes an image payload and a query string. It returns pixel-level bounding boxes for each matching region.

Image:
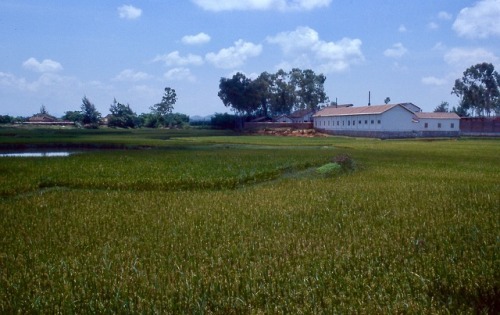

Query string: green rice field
[0,127,498,313]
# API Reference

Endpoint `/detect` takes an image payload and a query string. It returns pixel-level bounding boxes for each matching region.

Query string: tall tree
[80,96,101,126]
[62,110,84,123]
[451,101,470,117]
[39,104,48,115]
[434,101,449,113]
[218,72,260,116]
[452,63,500,117]
[269,69,295,116]
[290,68,329,111]
[151,87,177,126]
[108,98,137,128]
[252,72,273,117]
[217,68,330,117]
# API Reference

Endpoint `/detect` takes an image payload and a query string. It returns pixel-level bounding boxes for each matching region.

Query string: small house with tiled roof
[288,109,315,123]
[313,103,460,138]
[274,114,293,123]
[28,113,58,123]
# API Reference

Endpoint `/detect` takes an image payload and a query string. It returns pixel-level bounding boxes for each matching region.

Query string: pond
[0,152,74,157]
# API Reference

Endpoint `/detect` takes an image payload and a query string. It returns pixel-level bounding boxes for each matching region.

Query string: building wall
[316,129,460,139]
[418,118,459,132]
[291,112,313,123]
[276,116,292,123]
[314,114,384,131]
[314,106,415,132]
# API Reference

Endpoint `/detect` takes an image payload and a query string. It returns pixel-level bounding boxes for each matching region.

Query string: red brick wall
[460,117,500,133]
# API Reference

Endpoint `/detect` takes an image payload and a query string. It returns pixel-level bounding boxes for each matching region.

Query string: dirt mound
[251,128,328,137]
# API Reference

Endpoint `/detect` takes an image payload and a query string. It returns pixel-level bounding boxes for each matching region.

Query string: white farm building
[313,103,460,138]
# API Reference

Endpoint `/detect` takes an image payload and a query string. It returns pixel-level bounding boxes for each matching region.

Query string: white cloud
[192,0,331,11]
[421,76,447,86]
[314,38,363,71]
[383,43,408,58]
[433,42,446,51]
[153,51,204,66]
[0,72,29,90]
[267,26,363,73]
[0,71,78,92]
[118,5,142,20]
[428,22,439,30]
[438,11,452,20]
[113,69,151,82]
[182,32,211,45]
[267,26,319,53]
[453,0,500,38]
[164,68,196,82]
[22,58,63,73]
[444,47,498,66]
[206,39,262,69]
[398,25,407,33]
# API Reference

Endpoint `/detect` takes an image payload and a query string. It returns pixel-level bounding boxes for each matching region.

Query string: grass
[0,128,499,313]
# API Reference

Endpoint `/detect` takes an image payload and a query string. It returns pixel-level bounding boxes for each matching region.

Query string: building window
[353,120,355,125]
[451,123,454,129]
[348,120,350,126]
[365,120,368,124]
[424,123,428,128]
[438,123,441,128]
[377,120,381,124]
[359,120,362,124]
[337,121,339,126]
[371,120,374,124]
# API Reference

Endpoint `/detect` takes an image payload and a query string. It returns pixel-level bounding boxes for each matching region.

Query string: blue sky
[1,0,499,117]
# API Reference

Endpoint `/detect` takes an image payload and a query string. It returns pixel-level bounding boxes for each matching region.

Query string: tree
[80,96,101,127]
[290,68,329,111]
[252,72,273,117]
[39,104,48,115]
[0,115,13,124]
[108,98,138,128]
[62,110,84,123]
[269,69,296,116]
[451,102,470,117]
[211,113,237,129]
[151,87,177,126]
[138,113,159,128]
[434,101,449,113]
[452,62,500,117]
[217,68,330,117]
[218,72,260,116]
[384,97,391,104]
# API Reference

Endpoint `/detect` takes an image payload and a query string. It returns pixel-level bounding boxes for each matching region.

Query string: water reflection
[0,152,72,157]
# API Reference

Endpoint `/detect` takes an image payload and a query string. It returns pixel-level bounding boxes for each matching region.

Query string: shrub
[332,153,356,171]
[316,162,342,176]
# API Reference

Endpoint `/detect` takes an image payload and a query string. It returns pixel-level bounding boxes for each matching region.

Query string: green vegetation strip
[0,130,499,313]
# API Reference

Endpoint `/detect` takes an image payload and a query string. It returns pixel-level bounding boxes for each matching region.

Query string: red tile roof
[313,104,403,117]
[414,112,460,119]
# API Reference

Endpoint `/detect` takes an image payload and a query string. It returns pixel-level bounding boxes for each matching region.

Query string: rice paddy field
[0,127,499,313]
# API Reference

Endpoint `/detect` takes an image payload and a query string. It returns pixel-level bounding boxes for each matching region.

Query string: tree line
[449,62,500,117]
[0,87,188,129]
[218,68,329,117]
[1,63,498,127]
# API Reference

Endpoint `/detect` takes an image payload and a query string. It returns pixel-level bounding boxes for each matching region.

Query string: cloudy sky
[1,0,499,117]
